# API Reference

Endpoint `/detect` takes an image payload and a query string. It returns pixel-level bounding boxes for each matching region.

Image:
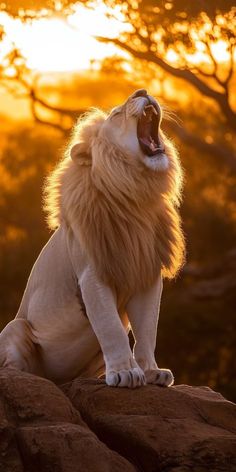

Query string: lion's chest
[93,215,161,297]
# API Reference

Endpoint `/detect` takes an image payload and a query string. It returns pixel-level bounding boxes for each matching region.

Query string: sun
[0,4,129,72]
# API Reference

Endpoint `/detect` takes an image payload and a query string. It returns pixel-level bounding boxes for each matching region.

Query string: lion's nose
[132,89,148,98]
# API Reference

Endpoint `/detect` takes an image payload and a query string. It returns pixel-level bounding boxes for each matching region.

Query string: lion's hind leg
[0,318,44,376]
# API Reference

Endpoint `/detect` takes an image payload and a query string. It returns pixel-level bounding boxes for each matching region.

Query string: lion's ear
[70,143,85,160]
[70,143,91,165]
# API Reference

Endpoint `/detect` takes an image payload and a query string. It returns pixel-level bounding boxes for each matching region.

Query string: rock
[0,368,135,472]
[62,378,236,472]
[0,368,235,472]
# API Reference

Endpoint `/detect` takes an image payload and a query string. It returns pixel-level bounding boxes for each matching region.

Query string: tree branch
[30,99,67,133]
[0,73,86,128]
[167,120,236,172]
[224,43,235,86]
[30,90,82,118]
[97,36,236,130]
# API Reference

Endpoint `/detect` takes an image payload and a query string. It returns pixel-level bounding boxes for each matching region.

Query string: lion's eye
[111,106,122,117]
[109,110,122,121]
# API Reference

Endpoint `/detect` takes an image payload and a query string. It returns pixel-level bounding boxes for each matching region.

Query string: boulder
[0,368,135,472]
[62,378,236,472]
[0,368,235,472]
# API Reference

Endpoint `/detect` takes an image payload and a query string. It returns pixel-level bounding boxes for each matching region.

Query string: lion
[0,89,185,388]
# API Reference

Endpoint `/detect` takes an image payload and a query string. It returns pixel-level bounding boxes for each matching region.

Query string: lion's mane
[44,109,185,304]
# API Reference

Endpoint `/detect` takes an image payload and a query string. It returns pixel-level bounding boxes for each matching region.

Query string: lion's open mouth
[137,104,164,157]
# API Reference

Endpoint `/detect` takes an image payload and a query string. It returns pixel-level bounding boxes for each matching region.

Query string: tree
[101,1,236,128]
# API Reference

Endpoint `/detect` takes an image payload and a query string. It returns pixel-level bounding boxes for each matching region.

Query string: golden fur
[44,109,185,305]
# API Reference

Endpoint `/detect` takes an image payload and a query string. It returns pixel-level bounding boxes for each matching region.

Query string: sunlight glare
[68,3,126,38]
[0,5,129,72]
[211,40,231,62]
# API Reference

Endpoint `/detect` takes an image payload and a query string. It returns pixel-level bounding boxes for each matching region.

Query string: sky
[0,3,130,72]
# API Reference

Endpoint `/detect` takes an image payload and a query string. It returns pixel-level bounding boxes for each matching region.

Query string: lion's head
[71,89,170,173]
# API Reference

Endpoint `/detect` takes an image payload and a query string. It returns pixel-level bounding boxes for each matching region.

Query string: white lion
[0,89,185,387]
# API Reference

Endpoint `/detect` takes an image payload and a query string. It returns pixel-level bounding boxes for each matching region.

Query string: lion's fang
[144,105,158,115]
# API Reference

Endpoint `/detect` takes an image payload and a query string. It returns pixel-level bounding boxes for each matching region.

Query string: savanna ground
[0,1,235,400]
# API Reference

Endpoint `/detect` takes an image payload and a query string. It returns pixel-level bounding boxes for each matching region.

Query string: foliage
[101,1,236,130]
[0,123,63,324]
[1,0,78,18]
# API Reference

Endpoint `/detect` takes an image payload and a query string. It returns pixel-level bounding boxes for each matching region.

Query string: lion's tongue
[138,125,158,156]
[137,110,160,156]
[140,137,158,151]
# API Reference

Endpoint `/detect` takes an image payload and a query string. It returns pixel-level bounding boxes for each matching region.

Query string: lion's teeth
[143,105,158,115]
[143,110,146,116]
[150,105,157,114]
[150,142,157,151]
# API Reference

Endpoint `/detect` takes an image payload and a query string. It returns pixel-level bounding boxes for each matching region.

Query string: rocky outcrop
[0,369,135,472]
[1,368,236,472]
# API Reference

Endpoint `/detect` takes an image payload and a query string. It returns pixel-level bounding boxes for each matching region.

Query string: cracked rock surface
[0,369,135,472]
[1,368,236,471]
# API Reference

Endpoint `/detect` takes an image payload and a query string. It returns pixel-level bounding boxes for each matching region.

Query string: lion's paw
[145,368,174,387]
[106,367,146,388]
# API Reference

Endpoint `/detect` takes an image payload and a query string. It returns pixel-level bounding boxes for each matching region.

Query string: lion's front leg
[79,267,145,388]
[126,274,174,387]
